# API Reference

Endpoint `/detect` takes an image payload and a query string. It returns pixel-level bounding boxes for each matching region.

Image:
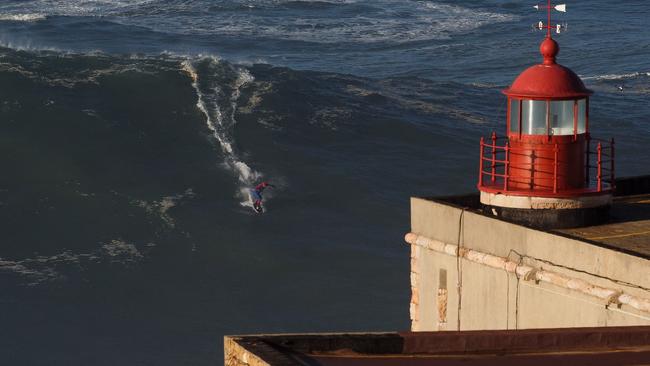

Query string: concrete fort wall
[408,197,650,331]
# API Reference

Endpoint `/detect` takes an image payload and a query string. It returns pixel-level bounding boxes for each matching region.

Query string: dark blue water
[0,1,648,364]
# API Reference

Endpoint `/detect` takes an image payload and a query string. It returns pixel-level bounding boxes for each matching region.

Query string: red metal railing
[478,134,615,196]
[589,137,615,193]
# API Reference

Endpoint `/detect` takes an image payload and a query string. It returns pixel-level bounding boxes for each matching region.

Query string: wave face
[0,1,649,365]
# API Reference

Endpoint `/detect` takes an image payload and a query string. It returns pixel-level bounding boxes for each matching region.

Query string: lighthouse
[478,2,614,229]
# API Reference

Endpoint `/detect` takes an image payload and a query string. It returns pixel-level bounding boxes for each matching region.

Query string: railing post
[491,132,497,183]
[504,142,510,191]
[478,137,484,187]
[610,138,615,190]
[597,142,602,192]
[585,136,590,185]
[553,143,558,194]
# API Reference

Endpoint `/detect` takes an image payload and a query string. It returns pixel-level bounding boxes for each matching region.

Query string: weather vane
[533,0,567,37]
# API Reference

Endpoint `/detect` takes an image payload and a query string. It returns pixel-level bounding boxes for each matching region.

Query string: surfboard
[250,189,264,214]
[253,204,264,214]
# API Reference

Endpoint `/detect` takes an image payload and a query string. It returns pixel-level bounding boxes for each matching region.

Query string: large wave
[0,44,500,224]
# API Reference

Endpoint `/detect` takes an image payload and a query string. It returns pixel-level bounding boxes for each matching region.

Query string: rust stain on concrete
[437,288,448,330]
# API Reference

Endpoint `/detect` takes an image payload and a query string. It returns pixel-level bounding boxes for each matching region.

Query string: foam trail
[582,71,650,81]
[231,69,254,129]
[181,58,261,207]
[0,13,46,22]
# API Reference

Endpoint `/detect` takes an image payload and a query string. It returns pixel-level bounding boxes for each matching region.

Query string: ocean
[0,0,648,364]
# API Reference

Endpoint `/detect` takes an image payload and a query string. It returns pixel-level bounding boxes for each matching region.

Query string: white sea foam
[0,13,46,22]
[0,52,166,89]
[581,72,650,81]
[0,258,57,285]
[0,237,152,286]
[238,187,256,210]
[156,3,514,44]
[0,0,155,18]
[231,68,255,125]
[102,240,143,262]
[0,37,65,53]
[0,251,97,286]
[134,188,195,228]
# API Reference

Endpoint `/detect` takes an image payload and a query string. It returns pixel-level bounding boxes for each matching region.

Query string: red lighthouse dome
[505,38,592,99]
[477,32,615,229]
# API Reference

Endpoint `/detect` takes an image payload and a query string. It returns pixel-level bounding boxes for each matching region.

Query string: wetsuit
[253,182,273,211]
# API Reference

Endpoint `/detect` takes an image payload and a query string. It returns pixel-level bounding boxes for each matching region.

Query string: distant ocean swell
[0,1,517,44]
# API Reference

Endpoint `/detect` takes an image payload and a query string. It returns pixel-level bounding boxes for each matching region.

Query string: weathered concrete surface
[517,281,609,329]
[410,239,459,331]
[409,197,650,331]
[460,259,509,330]
[410,197,463,246]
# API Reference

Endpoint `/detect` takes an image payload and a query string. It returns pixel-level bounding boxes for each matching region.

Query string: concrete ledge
[480,191,612,209]
[224,327,650,365]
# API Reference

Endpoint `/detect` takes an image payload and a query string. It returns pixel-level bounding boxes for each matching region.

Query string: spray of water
[181,57,261,208]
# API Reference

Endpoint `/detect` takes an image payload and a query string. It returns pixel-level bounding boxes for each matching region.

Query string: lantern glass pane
[577,99,587,134]
[521,100,547,135]
[550,100,575,135]
[510,99,519,133]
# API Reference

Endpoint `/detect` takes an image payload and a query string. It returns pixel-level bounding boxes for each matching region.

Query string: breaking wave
[0,44,549,283]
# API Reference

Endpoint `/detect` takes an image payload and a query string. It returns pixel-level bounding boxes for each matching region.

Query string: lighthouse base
[480,191,612,229]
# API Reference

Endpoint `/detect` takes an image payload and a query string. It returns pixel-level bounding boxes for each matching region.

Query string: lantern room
[506,38,590,140]
[477,21,614,228]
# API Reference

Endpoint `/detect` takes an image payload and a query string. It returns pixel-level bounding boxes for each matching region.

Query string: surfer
[252,181,274,213]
